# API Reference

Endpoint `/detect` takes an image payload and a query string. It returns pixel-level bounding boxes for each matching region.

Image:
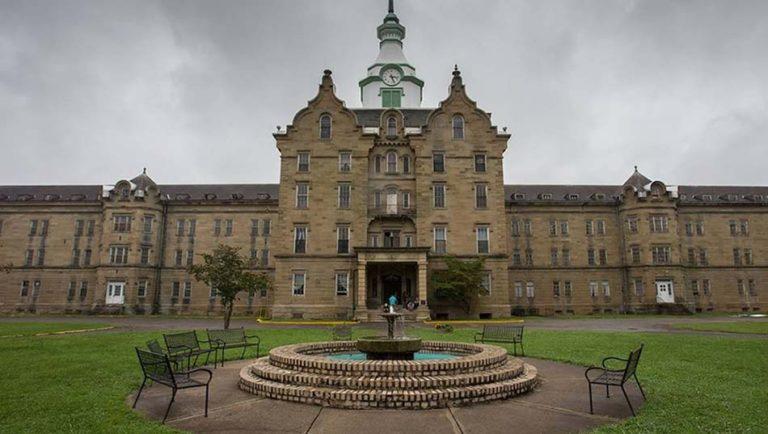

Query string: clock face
[381,67,402,86]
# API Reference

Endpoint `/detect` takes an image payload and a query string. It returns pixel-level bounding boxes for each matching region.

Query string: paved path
[129,357,644,433]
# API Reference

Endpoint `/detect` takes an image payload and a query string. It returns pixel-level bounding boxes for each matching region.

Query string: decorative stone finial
[142,167,147,174]
[388,0,394,14]
[634,165,638,172]
[324,69,332,76]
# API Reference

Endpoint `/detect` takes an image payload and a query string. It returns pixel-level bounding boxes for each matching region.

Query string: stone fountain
[355,307,422,360]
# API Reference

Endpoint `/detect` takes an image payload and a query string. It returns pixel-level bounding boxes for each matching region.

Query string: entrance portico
[355,247,430,320]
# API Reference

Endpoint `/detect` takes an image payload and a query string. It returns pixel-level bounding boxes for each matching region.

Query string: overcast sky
[1,0,766,187]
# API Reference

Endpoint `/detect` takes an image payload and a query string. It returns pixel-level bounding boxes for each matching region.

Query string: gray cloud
[1,0,766,186]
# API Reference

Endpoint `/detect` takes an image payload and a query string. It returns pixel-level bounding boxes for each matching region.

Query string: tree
[1,262,12,274]
[189,245,271,329]
[430,256,486,314]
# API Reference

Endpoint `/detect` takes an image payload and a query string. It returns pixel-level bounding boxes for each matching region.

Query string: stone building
[0,2,765,319]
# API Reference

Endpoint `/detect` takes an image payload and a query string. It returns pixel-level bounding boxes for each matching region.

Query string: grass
[0,321,107,337]
[671,321,768,335]
[0,322,766,433]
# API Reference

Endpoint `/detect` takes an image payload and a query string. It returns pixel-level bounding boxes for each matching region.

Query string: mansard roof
[678,185,768,204]
[351,108,433,127]
[0,185,102,202]
[158,184,279,202]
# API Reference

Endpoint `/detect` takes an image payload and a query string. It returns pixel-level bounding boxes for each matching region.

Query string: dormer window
[541,194,552,200]
[702,194,713,201]
[319,114,332,139]
[386,117,397,137]
[514,193,526,200]
[567,194,579,200]
[386,151,398,173]
[452,115,464,139]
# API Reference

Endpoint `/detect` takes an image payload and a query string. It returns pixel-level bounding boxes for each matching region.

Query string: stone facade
[0,5,766,319]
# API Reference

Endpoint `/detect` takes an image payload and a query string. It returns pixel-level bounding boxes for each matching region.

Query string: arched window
[452,115,464,139]
[320,114,332,139]
[387,116,397,136]
[386,151,398,173]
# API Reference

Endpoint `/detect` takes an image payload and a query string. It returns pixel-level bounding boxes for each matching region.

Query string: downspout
[152,200,168,314]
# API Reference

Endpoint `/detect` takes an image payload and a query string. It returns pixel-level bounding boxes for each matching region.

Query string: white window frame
[297,152,310,172]
[526,281,535,298]
[338,183,351,209]
[294,226,307,254]
[337,225,350,254]
[433,225,447,254]
[292,272,306,296]
[339,152,352,172]
[433,183,446,208]
[476,225,490,254]
[475,183,488,208]
[296,182,309,209]
[474,153,486,172]
[335,272,349,296]
[480,272,491,296]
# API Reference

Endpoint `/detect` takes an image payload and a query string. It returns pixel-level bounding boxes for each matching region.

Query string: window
[294,226,307,254]
[596,220,605,235]
[186,249,194,266]
[251,249,258,261]
[337,225,350,254]
[24,249,33,266]
[511,220,520,237]
[386,151,398,173]
[549,220,557,237]
[175,249,183,266]
[480,272,491,295]
[740,220,749,236]
[20,280,30,297]
[292,272,306,296]
[703,279,710,295]
[29,219,38,236]
[550,248,558,265]
[745,249,753,265]
[338,183,351,209]
[514,281,523,298]
[650,215,668,233]
[585,220,593,236]
[296,182,309,209]
[214,219,222,236]
[263,219,271,236]
[374,155,382,173]
[433,152,445,172]
[72,249,80,267]
[251,219,259,236]
[433,183,446,208]
[387,116,397,136]
[685,222,694,237]
[564,281,572,297]
[733,248,741,265]
[171,282,180,300]
[176,220,185,236]
[691,280,699,296]
[381,89,401,107]
[562,248,571,265]
[651,245,671,264]
[79,281,88,300]
[589,281,599,297]
[370,234,379,247]
[319,115,331,139]
[297,151,310,172]
[143,216,153,234]
[434,226,447,254]
[553,280,561,297]
[67,281,76,301]
[602,281,611,296]
[402,155,410,173]
[524,219,533,236]
[138,280,148,298]
[140,247,150,265]
[631,245,641,263]
[339,152,352,172]
[634,279,644,297]
[336,272,349,296]
[474,153,486,172]
[83,249,92,266]
[86,220,95,236]
[476,226,489,254]
[627,216,638,233]
[599,249,607,265]
[40,220,48,236]
[699,248,708,266]
[452,115,464,139]
[404,234,413,247]
[525,248,534,266]
[402,191,410,209]
[512,249,522,266]
[109,246,128,264]
[526,281,535,298]
[737,279,745,295]
[113,215,131,232]
[261,249,269,266]
[748,279,757,296]
[695,221,704,236]
[560,221,569,236]
[587,248,596,266]
[36,249,45,266]
[225,219,233,236]
[75,220,84,237]
[688,248,696,265]
[183,281,192,302]
[475,184,488,208]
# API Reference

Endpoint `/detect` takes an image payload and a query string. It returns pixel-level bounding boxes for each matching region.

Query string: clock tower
[359,0,424,108]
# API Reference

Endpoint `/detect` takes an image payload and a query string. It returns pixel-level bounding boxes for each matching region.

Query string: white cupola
[359,0,424,108]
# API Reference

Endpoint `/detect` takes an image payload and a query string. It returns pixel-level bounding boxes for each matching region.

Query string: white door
[106,282,125,305]
[655,280,674,304]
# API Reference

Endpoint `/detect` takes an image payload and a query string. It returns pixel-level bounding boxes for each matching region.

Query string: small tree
[190,245,271,329]
[430,256,486,315]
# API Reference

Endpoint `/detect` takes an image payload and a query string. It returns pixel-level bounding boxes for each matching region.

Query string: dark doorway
[382,274,402,303]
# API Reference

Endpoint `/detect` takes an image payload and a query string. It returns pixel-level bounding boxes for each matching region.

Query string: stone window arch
[386,151,398,173]
[452,114,464,139]
[387,116,397,136]
[320,114,332,139]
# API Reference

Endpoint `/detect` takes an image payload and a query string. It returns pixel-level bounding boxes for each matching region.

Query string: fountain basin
[355,336,422,360]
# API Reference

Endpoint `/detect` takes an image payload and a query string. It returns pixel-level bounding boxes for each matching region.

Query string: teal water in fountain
[328,351,458,361]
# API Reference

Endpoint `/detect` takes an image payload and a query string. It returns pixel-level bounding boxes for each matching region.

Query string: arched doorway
[382,274,403,302]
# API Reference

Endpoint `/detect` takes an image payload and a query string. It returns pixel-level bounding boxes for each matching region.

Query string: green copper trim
[358,74,424,89]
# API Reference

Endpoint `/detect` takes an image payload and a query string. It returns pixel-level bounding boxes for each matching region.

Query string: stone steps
[239,363,539,409]
[249,356,525,390]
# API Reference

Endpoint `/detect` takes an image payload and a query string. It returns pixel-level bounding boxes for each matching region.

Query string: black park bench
[206,327,260,366]
[163,331,216,369]
[473,324,525,356]
[584,344,647,416]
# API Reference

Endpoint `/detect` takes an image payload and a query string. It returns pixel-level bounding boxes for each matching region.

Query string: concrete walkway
[129,357,644,433]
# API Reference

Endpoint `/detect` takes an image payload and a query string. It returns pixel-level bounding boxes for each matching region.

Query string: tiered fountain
[239,307,538,409]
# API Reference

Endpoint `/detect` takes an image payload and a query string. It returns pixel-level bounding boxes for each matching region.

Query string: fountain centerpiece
[355,298,422,360]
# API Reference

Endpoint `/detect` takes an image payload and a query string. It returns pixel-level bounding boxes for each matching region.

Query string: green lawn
[671,321,768,335]
[0,322,766,433]
[0,321,107,337]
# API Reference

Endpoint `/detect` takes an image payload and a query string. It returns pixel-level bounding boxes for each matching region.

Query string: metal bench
[473,324,525,356]
[133,348,213,423]
[163,331,216,369]
[331,325,353,341]
[146,338,188,370]
[585,344,647,416]
[206,327,260,366]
